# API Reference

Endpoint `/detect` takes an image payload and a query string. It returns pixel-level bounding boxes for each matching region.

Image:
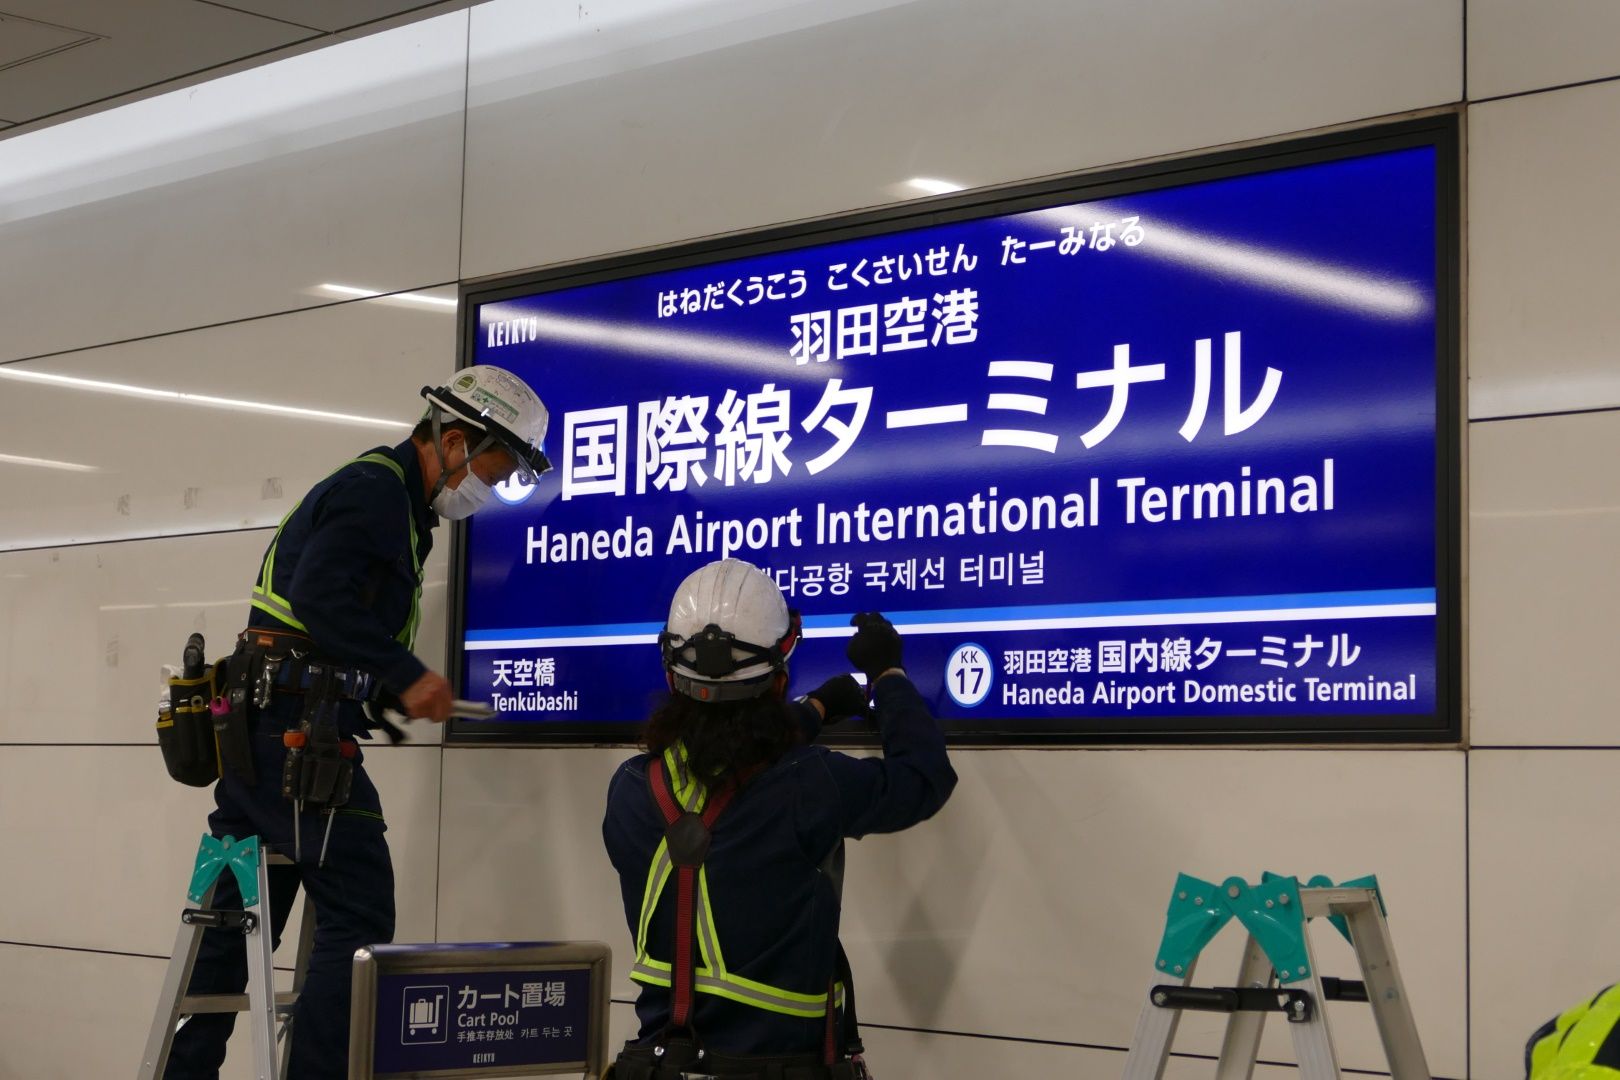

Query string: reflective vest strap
[647,753,740,1035]
[249,452,421,646]
[672,864,697,1029]
[353,453,423,651]
[634,842,673,959]
[634,751,842,1033]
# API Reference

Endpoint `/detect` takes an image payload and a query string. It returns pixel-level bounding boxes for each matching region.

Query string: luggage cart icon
[401,986,449,1044]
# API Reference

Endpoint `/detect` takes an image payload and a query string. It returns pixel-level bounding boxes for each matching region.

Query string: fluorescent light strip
[318,283,458,309]
[0,451,99,472]
[0,367,409,429]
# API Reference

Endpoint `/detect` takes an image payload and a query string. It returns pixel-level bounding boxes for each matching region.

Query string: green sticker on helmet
[453,372,479,393]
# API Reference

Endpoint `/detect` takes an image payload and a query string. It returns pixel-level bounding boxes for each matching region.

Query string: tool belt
[612,1042,861,1080]
[157,627,390,790]
[237,627,381,706]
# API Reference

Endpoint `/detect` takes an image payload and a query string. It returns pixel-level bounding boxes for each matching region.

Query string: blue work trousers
[163,696,394,1080]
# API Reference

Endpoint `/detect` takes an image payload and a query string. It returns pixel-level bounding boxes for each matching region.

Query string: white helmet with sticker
[420,365,551,481]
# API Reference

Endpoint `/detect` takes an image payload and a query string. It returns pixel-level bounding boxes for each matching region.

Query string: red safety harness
[646,755,841,1068]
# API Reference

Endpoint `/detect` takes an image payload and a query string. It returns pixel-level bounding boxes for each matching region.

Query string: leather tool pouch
[284,665,355,809]
[211,645,261,785]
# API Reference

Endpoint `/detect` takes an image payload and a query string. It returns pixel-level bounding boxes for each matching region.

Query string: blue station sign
[453,119,1459,743]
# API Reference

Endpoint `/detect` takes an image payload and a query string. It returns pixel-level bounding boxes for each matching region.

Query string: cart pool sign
[350,942,610,1078]
[453,118,1459,744]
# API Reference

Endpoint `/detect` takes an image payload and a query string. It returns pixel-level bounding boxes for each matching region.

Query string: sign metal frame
[349,941,612,1079]
[446,113,1462,748]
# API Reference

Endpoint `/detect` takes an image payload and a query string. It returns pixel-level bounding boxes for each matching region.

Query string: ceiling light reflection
[477,304,817,380]
[1028,203,1429,319]
[0,368,410,429]
[317,283,457,309]
[0,451,100,472]
[899,177,966,196]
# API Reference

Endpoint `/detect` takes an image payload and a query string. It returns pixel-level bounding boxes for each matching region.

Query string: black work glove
[846,612,903,686]
[806,674,869,723]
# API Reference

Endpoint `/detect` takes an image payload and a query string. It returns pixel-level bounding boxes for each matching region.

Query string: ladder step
[1150,985,1314,1023]
[180,991,300,1015]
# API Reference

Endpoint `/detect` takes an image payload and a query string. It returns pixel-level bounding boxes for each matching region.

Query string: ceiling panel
[0,11,100,69]
[0,1,311,123]
[0,1,476,131]
[208,0,462,34]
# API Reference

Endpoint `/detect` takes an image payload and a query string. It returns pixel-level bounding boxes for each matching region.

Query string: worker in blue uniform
[603,558,957,1079]
[163,365,550,1080]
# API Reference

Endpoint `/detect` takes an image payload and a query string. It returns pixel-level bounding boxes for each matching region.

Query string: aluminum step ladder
[1121,873,1430,1080]
[138,834,316,1080]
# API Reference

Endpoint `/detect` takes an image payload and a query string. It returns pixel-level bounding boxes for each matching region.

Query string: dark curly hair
[644,688,801,789]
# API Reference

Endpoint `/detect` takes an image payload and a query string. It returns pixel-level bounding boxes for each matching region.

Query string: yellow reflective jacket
[1529,985,1620,1080]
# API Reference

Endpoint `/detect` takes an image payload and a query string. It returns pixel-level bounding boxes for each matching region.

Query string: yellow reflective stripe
[631,755,835,1022]
[355,452,422,650]
[697,867,725,976]
[664,744,707,812]
[635,840,673,958]
[249,452,420,645]
[1542,986,1620,1074]
[354,452,404,483]
[250,594,307,632]
[628,963,845,1019]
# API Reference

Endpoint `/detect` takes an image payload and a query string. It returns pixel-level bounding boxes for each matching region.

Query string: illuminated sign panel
[452,118,1459,744]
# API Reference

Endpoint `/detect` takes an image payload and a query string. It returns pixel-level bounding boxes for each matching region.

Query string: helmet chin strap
[426,409,495,505]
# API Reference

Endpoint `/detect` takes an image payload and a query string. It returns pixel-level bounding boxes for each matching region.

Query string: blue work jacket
[247,439,436,696]
[602,674,956,1057]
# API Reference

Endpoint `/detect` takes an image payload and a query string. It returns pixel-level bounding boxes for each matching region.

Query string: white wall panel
[1467,0,1620,100]
[461,0,1460,279]
[1469,750,1620,1079]
[0,532,451,747]
[858,1026,1173,1079]
[436,745,1463,1074]
[839,748,1466,1075]
[1469,82,1620,419]
[0,944,274,1080]
[0,530,263,744]
[0,286,459,551]
[0,744,439,955]
[0,14,468,363]
[435,747,632,963]
[1469,411,1620,746]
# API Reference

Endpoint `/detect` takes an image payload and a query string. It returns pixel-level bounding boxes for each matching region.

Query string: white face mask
[430,442,495,519]
[432,470,492,519]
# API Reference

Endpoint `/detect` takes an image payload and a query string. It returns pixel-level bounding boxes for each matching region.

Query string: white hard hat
[660,559,801,702]
[421,365,551,481]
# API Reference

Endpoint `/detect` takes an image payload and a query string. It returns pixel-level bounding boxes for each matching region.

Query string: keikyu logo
[493,475,536,506]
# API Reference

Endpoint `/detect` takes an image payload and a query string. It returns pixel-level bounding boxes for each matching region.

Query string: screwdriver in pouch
[281,728,308,862]
[317,742,356,867]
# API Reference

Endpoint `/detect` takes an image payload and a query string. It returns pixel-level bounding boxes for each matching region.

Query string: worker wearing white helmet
[603,559,957,1080]
[161,364,549,1080]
